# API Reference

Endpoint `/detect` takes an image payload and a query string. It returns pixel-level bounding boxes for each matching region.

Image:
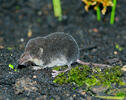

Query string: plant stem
[52,0,62,21]
[96,96,124,100]
[110,0,117,24]
[96,7,101,21]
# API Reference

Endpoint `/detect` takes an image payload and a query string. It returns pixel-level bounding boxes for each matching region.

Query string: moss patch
[53,65,126,89]
[107,88,126,97]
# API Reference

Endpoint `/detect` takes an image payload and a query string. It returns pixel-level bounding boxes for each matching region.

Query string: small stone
[92,28,99,32]
[121,65,126,71]
[33,75,37,78]
[88,29,92,33]
[73,94,76,97]
[38,11,42,16]
[78,89,86,95]
[115,17,119,22]
[20,38,24,42]
[114,51,118,55]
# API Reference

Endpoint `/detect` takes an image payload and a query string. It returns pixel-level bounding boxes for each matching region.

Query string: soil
[0,0,126,100]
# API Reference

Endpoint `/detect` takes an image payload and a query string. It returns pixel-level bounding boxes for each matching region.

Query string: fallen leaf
[27,28,32,37]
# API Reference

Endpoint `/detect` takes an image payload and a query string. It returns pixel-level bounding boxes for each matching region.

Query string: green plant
[9,64,17,71]
[96,7,101,21]
[110,0,117,24]
[116,92,126,97]
[115,44,124,51]
[96,96,125,100]
[7,47,13,50]
[82,0,117,24]
[52,0,62,21]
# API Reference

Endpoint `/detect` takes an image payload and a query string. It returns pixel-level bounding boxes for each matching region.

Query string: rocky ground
[0,0,126,100]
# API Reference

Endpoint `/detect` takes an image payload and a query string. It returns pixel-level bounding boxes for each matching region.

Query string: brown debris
[14,77,39,95]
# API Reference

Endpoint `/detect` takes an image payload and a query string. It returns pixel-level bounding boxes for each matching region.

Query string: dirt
[0,0,126,100]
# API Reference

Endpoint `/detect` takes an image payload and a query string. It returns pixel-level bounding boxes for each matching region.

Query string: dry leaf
[27,28,32,37]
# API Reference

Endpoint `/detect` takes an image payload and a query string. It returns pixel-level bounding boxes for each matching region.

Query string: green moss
[53,66,62,71]
[116,92,125,97]
[50,98,54,100]
[7,47,13,50]
[72,87,76,90]
[53,65,126,88]
[107,88,126,97]
[92,66,125,88]
[52,66,68,71]
[115,44,124,51]
[96,96,125,100]
[37,18,41,23]
[16,5,20,10]
[53,72,67,85]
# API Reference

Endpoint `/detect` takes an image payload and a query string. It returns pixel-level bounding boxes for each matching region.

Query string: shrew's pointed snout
[18,52,32,65]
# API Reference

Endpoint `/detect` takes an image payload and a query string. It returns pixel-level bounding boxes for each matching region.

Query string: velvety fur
[19,32,80,68]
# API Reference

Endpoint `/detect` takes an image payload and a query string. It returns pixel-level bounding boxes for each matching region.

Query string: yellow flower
[82,0,113,14]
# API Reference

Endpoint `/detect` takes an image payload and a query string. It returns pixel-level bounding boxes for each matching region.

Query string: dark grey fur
[19,32,80,68]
